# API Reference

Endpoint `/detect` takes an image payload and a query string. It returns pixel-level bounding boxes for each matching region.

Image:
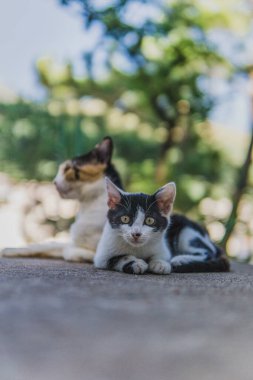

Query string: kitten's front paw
[124,259,148,275]
[148,260,171,275]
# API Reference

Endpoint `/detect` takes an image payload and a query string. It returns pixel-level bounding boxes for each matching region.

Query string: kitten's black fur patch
[107,255,127,270]
[189,238,213,259]
[107,193,168,231]
[172,257,230,273]
[172,214,207,235]
[190,237,211,250]
[122,261,136,274]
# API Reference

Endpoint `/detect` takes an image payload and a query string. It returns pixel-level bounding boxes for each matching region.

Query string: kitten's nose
[132,232,142,240]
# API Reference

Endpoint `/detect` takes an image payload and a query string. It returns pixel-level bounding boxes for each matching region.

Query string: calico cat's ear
[105,177,122,209]
[96,137,113,164]
[154,182,176,215]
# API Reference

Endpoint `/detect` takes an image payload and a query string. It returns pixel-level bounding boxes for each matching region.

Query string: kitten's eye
[145,217,155,226]
[121,215,130,224]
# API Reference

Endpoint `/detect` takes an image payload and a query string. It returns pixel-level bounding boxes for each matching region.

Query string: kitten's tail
[0,242,67,259]
[172,256,230,273]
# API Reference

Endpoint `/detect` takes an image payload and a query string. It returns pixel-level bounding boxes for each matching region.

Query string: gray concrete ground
[0,258,253,380]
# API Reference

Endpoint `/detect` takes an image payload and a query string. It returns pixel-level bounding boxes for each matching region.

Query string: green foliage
[0,99,233,217]
[0,0,242,217]
[0,102,95,180]
[0,101,159,180]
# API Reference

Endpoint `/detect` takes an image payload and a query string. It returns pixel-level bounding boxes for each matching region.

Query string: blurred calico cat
[1,137,123,262]
[94,178,230,274]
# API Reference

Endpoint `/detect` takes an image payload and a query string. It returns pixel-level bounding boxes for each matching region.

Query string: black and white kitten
[95,178,175,274]
[94,178,230,274]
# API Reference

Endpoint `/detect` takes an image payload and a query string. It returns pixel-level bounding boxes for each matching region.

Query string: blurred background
[0,0,253,261]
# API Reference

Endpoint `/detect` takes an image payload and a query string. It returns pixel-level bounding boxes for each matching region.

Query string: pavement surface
[0,258,253,380]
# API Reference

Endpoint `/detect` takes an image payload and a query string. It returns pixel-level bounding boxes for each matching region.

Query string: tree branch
[221,100,253,249]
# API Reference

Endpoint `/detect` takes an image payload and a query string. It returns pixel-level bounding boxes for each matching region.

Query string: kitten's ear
[105,177,122,209]
[154,182,176,215]
[96,136,113,164]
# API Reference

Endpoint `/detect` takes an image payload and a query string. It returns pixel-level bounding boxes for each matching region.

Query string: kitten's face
[106,178,176,247]
[54,137,113,200]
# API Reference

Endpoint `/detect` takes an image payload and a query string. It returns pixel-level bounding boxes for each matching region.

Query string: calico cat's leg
[148,259,171,274]
[106,255,148,274]
[1,242,67,258]
[1,243,95,263]
[63,246,95,262]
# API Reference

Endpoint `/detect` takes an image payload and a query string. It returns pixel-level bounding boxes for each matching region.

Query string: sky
[0,0,251,134]
[0,0,88,98]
